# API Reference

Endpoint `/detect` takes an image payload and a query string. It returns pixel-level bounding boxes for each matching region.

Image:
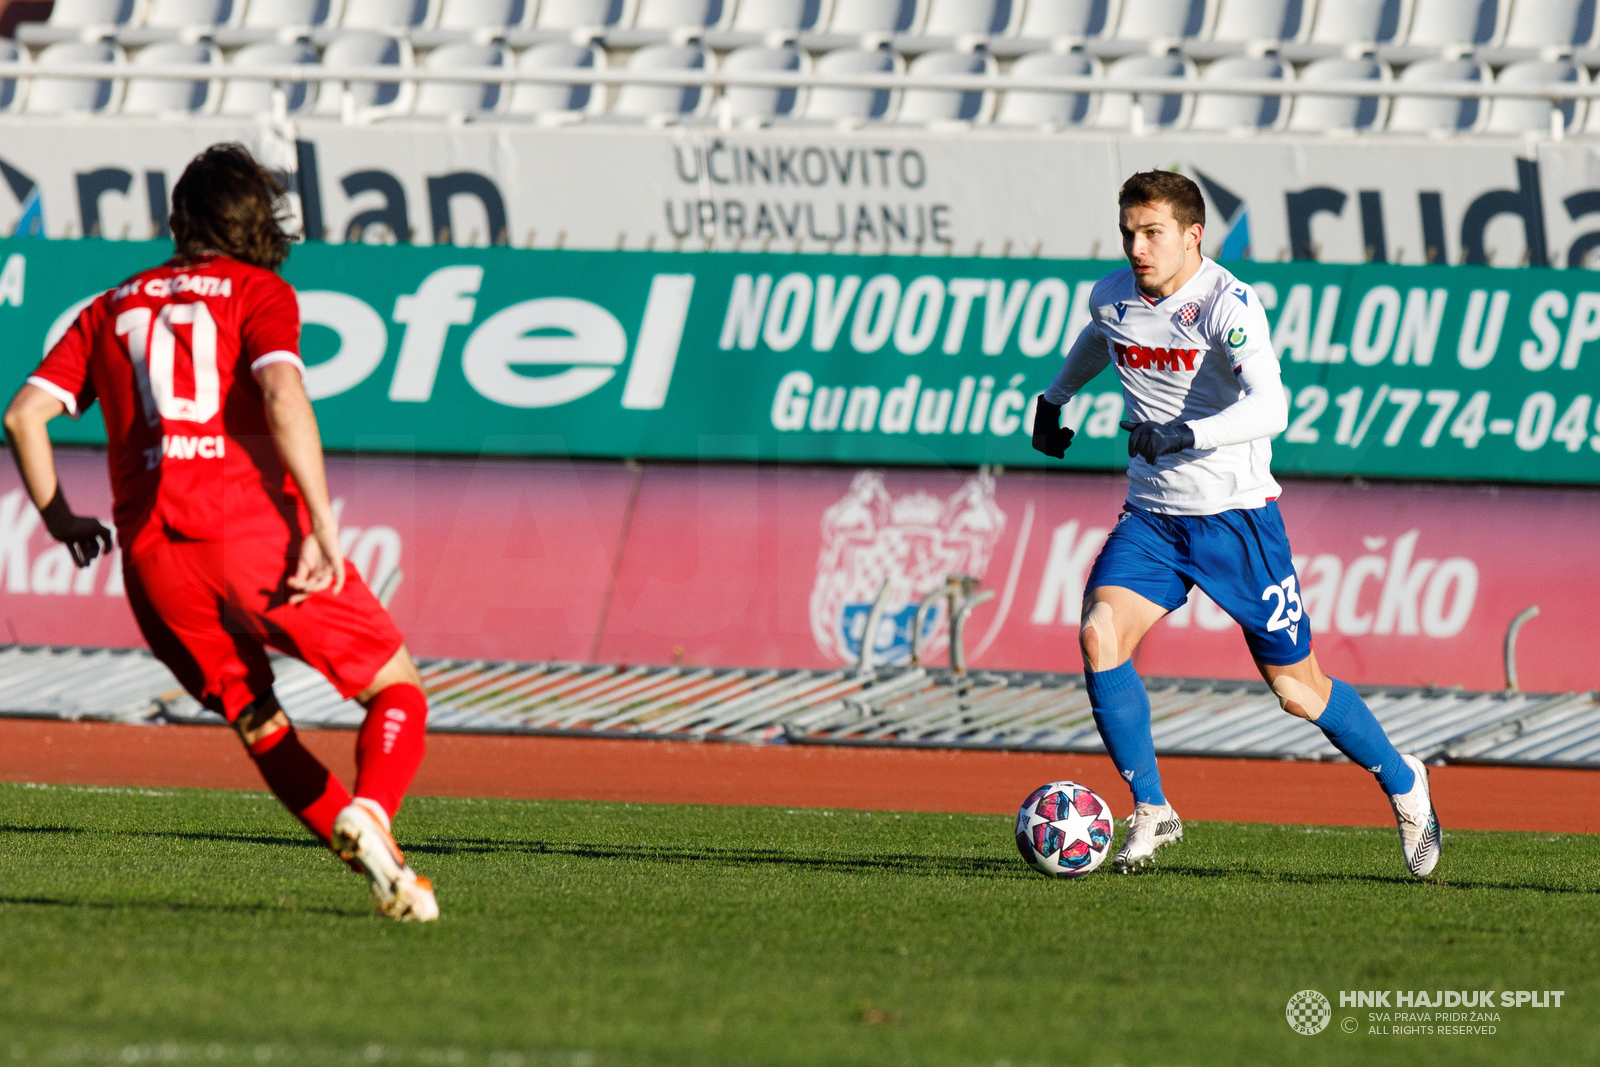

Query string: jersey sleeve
[1186,284,1287,449]
[1043,320,1112,405]
[28,297,104,420]
[241,273,305,378]
[1207,282,1275,371]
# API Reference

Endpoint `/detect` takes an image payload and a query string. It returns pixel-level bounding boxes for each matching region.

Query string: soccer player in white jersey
[1032,171,1441,878]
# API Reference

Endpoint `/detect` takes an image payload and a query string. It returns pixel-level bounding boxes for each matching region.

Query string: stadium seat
[612,42,711,120]
[994,50,1097,128]
[1308,0,1409,45]
[730,0,829,33]
[1016,0,1115,40]
[219,40,318,114]
[413,42,507,117]
[341,0,435,30]
[1405,0,1504,49]
[26,41,124,114]
[1286,56,1389,131]
[241,0,339,31]
[634,0,732,31]
[720,43,805,121]
[828,0,923,36]
[506,40,605,118]
[1113,0,1213,41]
[803,45,900,121]
[121,41,218,114]
[533,0,632,28]
[17,0,141,44]
[143,0,238,30]
[315,30,416,118]
[1189,54,1288,130]
[1486,59,1586,135]
[923,0,1021,38]
[1385,56,1486,133]
[1501,0,1594,48]
[1209,0,1309,45]
[1095,53,1194,130]
[436,0,529,31]
[0,39,23,112]
[898,48,995,124]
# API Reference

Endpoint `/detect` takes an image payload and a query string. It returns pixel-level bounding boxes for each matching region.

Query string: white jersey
[1045,257,1286,516]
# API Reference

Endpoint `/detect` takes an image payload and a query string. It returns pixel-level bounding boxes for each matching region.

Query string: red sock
[354,684,429,821]
[248,725,351,845]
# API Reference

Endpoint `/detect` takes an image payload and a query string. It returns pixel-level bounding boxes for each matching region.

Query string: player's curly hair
[1119,170,1206,231]
[169,144,293,271]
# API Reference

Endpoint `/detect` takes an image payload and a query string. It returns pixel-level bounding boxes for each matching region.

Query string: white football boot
[331,799,439,922]
[1389,754,1441,878]
[1112,802,1183,873]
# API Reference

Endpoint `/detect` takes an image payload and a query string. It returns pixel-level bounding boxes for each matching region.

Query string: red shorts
[124,534,404,723]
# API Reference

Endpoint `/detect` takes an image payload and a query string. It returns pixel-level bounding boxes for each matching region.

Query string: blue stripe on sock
[1316,679,1415,796]
[1084,660,1165,806]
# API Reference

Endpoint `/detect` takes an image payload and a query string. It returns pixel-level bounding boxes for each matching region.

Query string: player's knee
[1079,601,1122,673]
[233,692,290,746]
[359,646,423,703]
[1270,676,1327,721]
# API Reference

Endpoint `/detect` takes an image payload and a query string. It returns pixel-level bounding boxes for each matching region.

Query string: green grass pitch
[0,780,1594,1066]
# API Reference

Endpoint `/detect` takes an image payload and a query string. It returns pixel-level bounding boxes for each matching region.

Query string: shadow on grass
[0,823,323,851]
[1158,861,1599,896]
[0,824,87,835]
[0,894,363,918]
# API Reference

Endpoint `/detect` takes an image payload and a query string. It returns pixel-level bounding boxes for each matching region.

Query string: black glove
[1120,420,1196,463]
[1031,396,1075,458]
[39,487,113,568]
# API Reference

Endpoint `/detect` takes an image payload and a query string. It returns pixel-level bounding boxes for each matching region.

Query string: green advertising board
[2,238,1597,483]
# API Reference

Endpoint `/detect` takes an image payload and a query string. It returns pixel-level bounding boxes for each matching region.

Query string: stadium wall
[5,449,1595,693]
[5,239,1600,482]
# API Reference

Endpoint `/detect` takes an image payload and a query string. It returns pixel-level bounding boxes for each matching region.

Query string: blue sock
[1084,659,1165,805]
[1315,679,1415,796]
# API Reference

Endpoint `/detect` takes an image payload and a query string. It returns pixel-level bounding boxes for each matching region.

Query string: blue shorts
[1085,502,1312,667]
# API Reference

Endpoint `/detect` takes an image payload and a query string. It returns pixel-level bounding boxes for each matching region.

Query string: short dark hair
[169,143,292,271]
[1118,171,1205,231]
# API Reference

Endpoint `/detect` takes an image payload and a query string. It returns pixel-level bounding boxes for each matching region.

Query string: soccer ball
[1015,781,1115,877]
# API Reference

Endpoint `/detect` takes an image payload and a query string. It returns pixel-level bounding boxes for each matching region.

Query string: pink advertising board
[5,450,1595,693]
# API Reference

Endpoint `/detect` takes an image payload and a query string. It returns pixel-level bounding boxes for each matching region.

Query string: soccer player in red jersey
[4,144,438,921]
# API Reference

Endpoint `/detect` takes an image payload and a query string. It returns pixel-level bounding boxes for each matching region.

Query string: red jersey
[29,254,308,562]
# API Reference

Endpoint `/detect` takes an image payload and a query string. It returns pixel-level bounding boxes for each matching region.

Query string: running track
[0,718,1594,833]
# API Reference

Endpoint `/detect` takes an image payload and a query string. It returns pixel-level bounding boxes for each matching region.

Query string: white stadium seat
[315,31,416,116]
[436,0,528,30]
[730,0,830,32]
[1502,0,1594,48]
[242,0,339,29]
[1286,56,1389,131]
[1209,0,1308,44]
[613,43,711,119]
[42,0,142,28]
[1095,52,1194,129]
[1386,56,1486,133]
[144,0,238,29]
[828,0,923,35]
[414,42,507,116]
[534,0,633,28]
[1113,0,1213,40]
[1486,59,1586,134]
[1189,54,1289,130]
[122,41,219,114]
[634,0,732,30]
[995,50,1097,128]
[507,41,605,118]
[341,0,435,29]
[899,47,995,124]
[1018,0,1116,39]
[1406,0,1504,48]
[0,39,24,112]
[804,46,901,120]
[1309,0,1410,45]
[26,41,125,114]
[720,44,805,121]
[219,41,318,115]
[923,0,1021,37]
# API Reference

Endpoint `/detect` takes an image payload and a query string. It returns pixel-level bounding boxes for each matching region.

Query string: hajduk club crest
[810,471,1007,665]
[1176,301,1202,327]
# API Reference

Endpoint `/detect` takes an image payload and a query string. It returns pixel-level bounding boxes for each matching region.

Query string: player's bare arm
[3,382,113,567]
[257,360,345,604]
